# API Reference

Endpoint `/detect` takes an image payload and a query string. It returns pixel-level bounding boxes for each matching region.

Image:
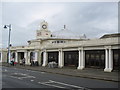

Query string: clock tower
[41,20,48,30]
[36,20,51,39]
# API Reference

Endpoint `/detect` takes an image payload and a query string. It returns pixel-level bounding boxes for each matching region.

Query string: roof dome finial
[64,25,66,29]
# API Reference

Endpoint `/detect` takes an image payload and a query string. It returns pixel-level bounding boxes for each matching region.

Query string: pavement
[1,62,119,82]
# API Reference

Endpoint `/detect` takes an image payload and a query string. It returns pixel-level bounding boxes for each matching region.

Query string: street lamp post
[4,24,11,63]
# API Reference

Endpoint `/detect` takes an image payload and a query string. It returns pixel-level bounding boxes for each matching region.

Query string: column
[35,51,38,61]
[58,50,61,67]
[24,51,28,65]
[77,48,85,70]
[58,49,64,68]
[42,50,48,66]
[61,51,64,67]
[104,49,109,72]
[15,52,18,62]
[8,51,11,63]
[77,50,81,69]
[104,48,113,72]
[109,48,113,71]
[81,49,85,69]
[27,51,31,65]
[38,51,42,66]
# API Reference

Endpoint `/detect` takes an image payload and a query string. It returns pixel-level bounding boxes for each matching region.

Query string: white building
[1,20,120,72]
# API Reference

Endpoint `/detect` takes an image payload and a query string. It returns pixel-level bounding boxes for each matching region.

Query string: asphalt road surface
[1,66,118,90]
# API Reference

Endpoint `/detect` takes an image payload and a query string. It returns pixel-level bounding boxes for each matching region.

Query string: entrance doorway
[85,50,105,69]
[64,51,78,67]
[48,52,58,63]
[18,52,24,64]
[30,52,35,63]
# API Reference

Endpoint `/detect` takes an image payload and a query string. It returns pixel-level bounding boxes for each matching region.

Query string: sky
[0,0,118,48]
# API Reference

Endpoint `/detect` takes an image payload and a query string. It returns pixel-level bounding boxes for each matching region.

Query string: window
[91,55,94,59]
[57,41,59,43]
[96,55,99,60]
[114,54,118,60]
[61,41,63,43]
[68,54,71,59]
[86,54,89,60]
[101,54,104,60]
[37,32,41,36]
[52,40,66,44]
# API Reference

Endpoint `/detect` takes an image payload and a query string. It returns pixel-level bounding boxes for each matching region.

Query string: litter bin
[48,61,57,68]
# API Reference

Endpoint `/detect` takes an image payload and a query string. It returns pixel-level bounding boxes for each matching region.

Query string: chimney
[64,25,66,29]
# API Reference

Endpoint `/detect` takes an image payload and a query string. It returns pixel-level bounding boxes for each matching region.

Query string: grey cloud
[46,2,117,38]
[2,2,118,48]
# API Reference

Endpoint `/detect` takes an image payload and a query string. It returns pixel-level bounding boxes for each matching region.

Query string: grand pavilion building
[0,20,120,72]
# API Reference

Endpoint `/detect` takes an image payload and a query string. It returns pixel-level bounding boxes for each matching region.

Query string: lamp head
[9,44,12,47]
[3,25,7,29]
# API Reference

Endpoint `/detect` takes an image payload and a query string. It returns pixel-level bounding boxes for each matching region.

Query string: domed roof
[52,26,86,39]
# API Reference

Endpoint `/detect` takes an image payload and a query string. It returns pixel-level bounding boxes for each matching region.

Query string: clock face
[42,24,47,29]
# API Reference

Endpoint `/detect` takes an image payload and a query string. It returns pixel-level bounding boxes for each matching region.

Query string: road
[1,66,118,90]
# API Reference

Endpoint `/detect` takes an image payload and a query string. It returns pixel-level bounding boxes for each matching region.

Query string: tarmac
[1,62,119,82]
